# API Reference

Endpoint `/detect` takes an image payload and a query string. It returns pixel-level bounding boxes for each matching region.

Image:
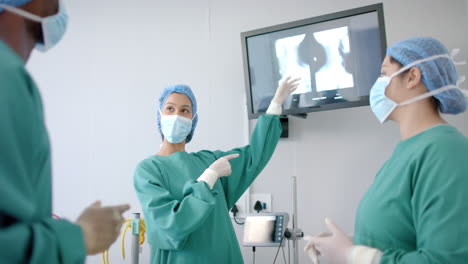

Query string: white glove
[304,232,332,264]
[266,76,301,115]
[304,235,320,264]
[305,218,354,264]
[197,154,240,189]
[349,246,383,264]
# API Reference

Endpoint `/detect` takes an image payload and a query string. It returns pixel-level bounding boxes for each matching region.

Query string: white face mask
[369,52,467,123]
[0,1,68,52]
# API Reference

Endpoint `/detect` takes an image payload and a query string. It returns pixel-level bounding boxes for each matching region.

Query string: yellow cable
[121,218,146,259]
[101,218,146,264]
[121,221,131,259]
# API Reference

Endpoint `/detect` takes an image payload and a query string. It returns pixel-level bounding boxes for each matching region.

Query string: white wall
[26,0,467,263]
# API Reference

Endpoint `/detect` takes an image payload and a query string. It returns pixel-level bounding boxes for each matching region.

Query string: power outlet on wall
[250,193,272,213]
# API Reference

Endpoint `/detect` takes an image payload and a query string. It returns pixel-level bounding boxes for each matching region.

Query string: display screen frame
[241,3,387,119]
[242,212,289,247]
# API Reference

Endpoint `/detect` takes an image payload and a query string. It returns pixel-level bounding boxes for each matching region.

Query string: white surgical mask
[0,1,68,52]
[160,112,196,144]
[369,51,466,123]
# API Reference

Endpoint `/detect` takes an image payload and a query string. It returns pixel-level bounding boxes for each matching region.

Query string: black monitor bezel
[241,3,387,119]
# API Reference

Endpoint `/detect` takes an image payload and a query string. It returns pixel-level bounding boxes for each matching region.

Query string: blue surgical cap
[387,37,466,114]
[157,84,198,143]
[0,0,32,12]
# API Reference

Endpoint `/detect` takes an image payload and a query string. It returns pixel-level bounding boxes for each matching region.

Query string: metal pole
[131,213,140,264]
[292,176,299,264]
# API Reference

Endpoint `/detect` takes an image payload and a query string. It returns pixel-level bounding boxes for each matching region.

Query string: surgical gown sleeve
[379,142,468,263]
[134,160,217,250]
[217,114,281,208]
[0,57,86,263]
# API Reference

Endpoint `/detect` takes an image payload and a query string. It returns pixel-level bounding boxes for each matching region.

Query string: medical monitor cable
[282,242,287,264]
[230,204,245,225]
[272,232,286,264]
[252,246,256,264]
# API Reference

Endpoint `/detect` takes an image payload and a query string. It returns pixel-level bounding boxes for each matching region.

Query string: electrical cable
[121,218,146,259]
[252,246,256,264]
[231,204,245,225]
[272,233,286,264]
[101,218,146,264]
[282,242,287,264]
[233,214,245,225]
[287,239,290,264]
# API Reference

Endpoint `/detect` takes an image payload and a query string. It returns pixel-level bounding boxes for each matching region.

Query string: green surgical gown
[355,125,468,263]
[0,41,86,263]
[134,114,281,264]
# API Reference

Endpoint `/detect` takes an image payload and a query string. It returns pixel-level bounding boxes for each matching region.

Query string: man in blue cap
[304,37,468,264]
[0,1,130,263]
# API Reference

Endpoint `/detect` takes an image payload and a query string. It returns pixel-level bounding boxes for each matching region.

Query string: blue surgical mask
[370,53,466,123]
[369,75,397,123]
[160,113,194,144]
[0,1,68,52]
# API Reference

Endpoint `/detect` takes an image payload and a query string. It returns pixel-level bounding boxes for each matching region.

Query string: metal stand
[285,176,303,264]
[131,213,140,264]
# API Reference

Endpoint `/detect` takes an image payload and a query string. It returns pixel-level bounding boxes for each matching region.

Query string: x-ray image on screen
[242,4,386,118]
[274,35,312,94]
[313,26,354,92]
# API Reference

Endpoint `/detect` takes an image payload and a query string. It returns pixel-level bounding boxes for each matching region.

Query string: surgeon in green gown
[304,37,468,264]
[134,77,300,263]
[0,1,129,263]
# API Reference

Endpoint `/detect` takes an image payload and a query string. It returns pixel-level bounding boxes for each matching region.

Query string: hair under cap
[387,37,466,114]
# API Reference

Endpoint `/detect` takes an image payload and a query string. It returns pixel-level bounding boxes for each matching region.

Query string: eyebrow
[165,102,192,109]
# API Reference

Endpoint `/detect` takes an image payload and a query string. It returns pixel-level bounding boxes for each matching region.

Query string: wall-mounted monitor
[241,3,387,119]
[243,213,289,247]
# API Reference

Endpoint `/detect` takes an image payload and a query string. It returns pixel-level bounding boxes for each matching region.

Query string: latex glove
[197,153,240,189]
[306,218,354,264]
[304,235,320,264]
[304,232,332,264]
[76,201,130,255]
[266,76,301,115]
